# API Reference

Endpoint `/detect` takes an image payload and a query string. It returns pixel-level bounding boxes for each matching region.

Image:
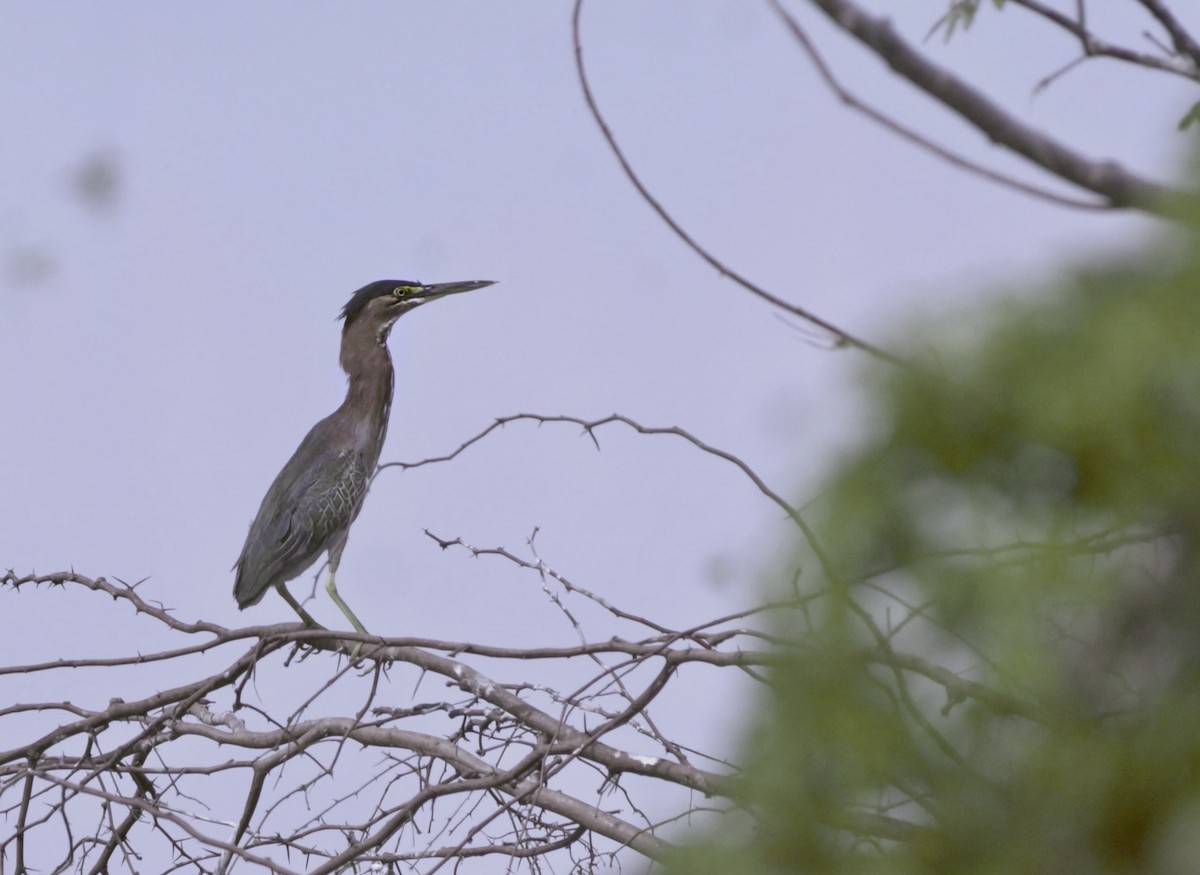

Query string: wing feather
[233,420,370,608]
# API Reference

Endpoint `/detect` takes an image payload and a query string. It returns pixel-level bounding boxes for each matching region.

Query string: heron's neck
[338,336,396,461]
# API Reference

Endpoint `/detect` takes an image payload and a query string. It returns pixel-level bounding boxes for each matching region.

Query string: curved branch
[0,570,228,636]
[384,412,802,525]
[570,0,907,366]
[386,409,846,601]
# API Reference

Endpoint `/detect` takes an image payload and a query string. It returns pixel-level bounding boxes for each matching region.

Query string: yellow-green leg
[326,570,370,662]
[325,570,369,635]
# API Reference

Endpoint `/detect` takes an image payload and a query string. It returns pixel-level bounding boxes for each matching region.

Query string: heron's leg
[326,570,370,635]
[275,582,319,628]
[324,538,369,661]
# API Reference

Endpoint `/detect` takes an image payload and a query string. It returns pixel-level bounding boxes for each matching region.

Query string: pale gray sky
[1,1,1192,868]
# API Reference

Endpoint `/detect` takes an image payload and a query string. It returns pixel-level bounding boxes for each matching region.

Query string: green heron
[233,278,495,634]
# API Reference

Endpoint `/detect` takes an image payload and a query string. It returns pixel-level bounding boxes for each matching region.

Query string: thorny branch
[0,569,709,871]
[1,401,1159,870]
[384,412,801,525]
[0,567,927,872]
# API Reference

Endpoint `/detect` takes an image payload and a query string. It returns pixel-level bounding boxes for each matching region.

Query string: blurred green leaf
[1178,102,1200,132]
[931,1,983,42]
[671,163,1200,875]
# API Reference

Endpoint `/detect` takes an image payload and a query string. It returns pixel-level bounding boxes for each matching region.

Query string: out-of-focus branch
[798,0,1199,217]
[1135,0,1200,68]
[767,0,1112,211]
[995,0,1200,80]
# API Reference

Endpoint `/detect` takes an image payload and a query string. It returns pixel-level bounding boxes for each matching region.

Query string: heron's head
[340,279,496,341]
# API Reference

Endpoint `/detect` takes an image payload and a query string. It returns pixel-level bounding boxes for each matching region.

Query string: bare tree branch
[2,557,938,872]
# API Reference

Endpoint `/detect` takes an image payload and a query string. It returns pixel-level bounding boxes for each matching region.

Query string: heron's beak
[420,280,496,300]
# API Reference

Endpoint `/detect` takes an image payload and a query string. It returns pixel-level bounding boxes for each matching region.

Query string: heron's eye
[392,285,422,298]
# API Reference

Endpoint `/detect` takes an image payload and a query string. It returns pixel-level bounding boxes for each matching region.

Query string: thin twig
[570,0,907,366]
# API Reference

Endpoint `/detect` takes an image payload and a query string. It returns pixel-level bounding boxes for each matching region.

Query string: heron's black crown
[339,280,423,326]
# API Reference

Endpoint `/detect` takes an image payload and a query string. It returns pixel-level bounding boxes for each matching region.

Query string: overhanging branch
[801,0,1199,216]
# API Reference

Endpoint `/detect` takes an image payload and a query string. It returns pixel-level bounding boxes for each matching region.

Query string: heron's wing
[233,422,370,607]
[276,449,371,573]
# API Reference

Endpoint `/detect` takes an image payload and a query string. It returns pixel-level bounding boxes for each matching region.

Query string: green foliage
[932,0,1007,42]
[672,209,1200,872]
[1178,101,1200,132]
